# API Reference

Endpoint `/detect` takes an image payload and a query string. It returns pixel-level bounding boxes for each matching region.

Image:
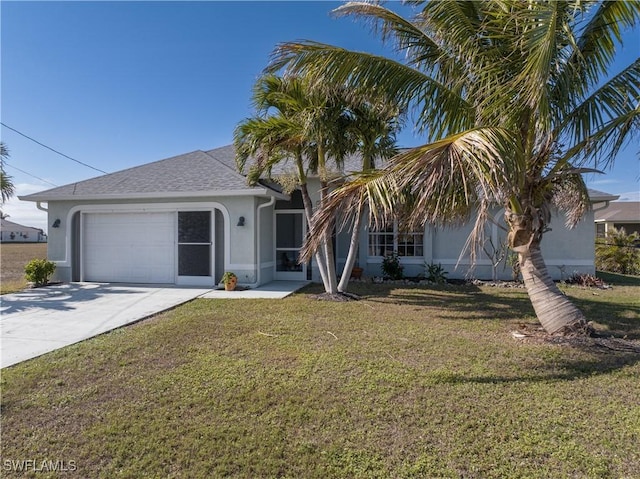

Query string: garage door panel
[83,213,175,283]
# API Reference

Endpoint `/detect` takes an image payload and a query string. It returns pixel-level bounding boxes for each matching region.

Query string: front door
[275,211,306,280]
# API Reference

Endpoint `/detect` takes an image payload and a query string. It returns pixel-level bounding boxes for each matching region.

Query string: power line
[1,122,108,174]
[4,163,59,187]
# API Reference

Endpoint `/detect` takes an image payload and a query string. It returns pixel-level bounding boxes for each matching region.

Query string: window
[368,223,424,257]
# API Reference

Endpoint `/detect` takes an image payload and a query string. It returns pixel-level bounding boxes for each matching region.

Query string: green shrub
[381,252,403,280]
[595,228,640,275]
[425,262,448,284]
[24,259,56,287]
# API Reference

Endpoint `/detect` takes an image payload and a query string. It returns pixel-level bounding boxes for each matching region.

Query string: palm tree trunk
[519,243,589,335]
[313,143,338,294]
[338,208,362,292]
[318,178,338,294]
[299,183,330,290]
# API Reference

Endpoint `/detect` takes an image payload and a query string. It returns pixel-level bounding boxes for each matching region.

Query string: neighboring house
[0,218,47,243]
[594,201,640,237]
[19,145,616,286]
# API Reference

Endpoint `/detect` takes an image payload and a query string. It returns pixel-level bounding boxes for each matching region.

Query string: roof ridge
[199,149,247,180]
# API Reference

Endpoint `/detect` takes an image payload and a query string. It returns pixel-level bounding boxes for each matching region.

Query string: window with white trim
[368,223,424,257]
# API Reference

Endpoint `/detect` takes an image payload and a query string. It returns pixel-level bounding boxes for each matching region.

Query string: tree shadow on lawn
[368,285,640,382]
[346,283,639,339]
[597,270,640,286]
[430,351,640,385]
[351,283,534,321]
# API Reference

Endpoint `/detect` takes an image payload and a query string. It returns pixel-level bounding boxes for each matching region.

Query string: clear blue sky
[2,1,638,232]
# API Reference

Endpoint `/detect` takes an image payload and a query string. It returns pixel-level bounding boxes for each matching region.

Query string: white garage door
[83,212,175,283]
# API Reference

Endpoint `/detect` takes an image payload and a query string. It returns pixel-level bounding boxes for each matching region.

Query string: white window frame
[368,221,424,258]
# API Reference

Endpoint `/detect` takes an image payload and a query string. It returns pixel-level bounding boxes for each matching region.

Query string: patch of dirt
[511,324,640,353]
[312,292,362,302]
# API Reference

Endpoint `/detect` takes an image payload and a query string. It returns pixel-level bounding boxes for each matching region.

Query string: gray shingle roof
[595,201,640,222]
[205,145,374,177]
[587,188,620,202]
[20,145,620,204]
[21,150,278,202]
[1,218,44,233]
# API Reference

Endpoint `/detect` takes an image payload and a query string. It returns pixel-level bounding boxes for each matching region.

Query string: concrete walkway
[200,280,311,299]
[1,281,310,368]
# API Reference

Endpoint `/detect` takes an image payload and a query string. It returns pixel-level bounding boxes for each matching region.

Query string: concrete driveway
[0,281,310,369]
[0,283,211,368]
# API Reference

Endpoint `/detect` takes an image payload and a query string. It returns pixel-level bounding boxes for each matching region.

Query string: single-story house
[0,218,47,243]
[595,201,640,237]
[20,145,617,286]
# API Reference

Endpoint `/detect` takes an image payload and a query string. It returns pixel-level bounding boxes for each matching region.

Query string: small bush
[381,252,403,280]
[24,259,56,287]
[425,262,448,284]
[566,272,606,288]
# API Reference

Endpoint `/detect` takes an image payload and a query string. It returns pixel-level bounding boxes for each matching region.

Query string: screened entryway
[177,210,225,286]
[178,211,212,282]
[275,210,306,280]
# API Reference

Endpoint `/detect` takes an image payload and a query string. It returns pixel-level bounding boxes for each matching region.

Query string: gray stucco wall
[43,195,265,285]
[334,207,596,282]
[256,197,275,284]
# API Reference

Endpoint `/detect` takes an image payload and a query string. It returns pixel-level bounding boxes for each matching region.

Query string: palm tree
[234,74,359,294]
[1,142,16,204]
[337,97,401,292]
[271,1,640,334]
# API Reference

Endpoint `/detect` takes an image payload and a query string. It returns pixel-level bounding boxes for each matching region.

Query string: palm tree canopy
[0,141,15,204]
[235,74,375,187]
[272,0,639,256]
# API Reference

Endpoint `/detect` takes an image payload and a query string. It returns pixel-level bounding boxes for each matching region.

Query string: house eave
[590,194,620,203]
[19,188,289,203]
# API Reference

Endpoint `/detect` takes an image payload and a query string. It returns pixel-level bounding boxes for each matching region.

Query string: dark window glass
[276,214,303,248]
[277,250,303,272]
[178,245,211,276]
[179,211,211,243]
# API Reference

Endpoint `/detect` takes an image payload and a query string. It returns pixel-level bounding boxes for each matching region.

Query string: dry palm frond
[301,127,523,262]
[549,168,592,228]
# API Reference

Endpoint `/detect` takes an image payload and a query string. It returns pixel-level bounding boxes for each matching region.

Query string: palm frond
[234,115,303,178]
[1,171,15,204]
[300,168,397,262]
[549,168,591,228]
[269,41,475,139]
[332,1,465,76]
[509,1,566,126]
[556,58,640,170]
[567,0,640,94]
[301,127,523,261]
[385,127,524,231]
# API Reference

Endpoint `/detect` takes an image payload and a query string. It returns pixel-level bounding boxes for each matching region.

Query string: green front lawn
[1,283,639,478]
